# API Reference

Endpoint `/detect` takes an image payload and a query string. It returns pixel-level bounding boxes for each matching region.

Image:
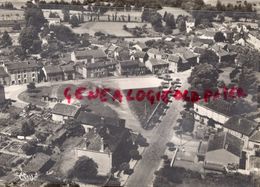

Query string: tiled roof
[148,48,161,55]
[224,116,259,137]
[207,132,243,157]
[6,61,41,71]
[168,55,181,62]
[249,131,260,143]
[85,60,116,69]
[52,103,80,117]
[149,58,169,66]
[23,153,51,173]
[44,65,63,74]
[133,51,146,58]
[203,99,235,117]
[76,111,125,128]
[83,124,130,153]
[61,64,74,72]
[134,42,147,50]
[119,60,145,68]
[75,49,107,59]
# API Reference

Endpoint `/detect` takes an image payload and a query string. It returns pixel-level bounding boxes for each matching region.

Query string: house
[130,51,147,63]
[196,28,216,41]
[204,132,244,172]
[4,61,41,85]
[105,44,119,58]
[43,65,63,82]
[167,54,186,73]
[211,44,237,63]
[0,67,10,85]
[147,48,162,60]
[76,111,125,132]
[132,42,148,52]
[47,17,61,26]
[23,153,53,174]
[186,17,195,33]
[52,103,80,122]
[116,60,147,76]
[249,131,260,150]
[145,58,169,74]
[223,116,259,146]
[75,124,131,176]
[194,100,234,126]
[71,49,107,62]
[172,47,199,66]
[61,64,75,80]
[82,60,116,78]
[247,30,260,51]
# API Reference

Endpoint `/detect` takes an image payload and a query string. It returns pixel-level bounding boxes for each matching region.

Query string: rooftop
[74,49,107,59]
[207,132,243,157]
[44,65,63,74]
[6,61,41,72]
[224,116,259,137]
[52,103,80,117]
[149,58,169,66]
[76,111,125,128]
[23,153,51,173]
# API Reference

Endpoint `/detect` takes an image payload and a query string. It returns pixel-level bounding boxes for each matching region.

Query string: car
[157,74,164,79]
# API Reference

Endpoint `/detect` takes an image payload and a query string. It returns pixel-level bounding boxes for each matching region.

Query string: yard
[158,7,191,18]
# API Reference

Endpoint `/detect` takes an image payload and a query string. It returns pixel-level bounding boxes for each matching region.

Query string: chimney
[100,137,104,152]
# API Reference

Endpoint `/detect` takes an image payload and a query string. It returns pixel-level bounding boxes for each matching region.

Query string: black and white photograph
[0,0,259,186]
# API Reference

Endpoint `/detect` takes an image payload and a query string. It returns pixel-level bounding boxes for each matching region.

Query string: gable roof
[223,116,259,137]
[44,65,63,74]
[6,61,41,72]
[148,48,161,55]
[23,153,51,173]
[133,51,146,58]
[249,131,260,143]
[119,60,145,69]
[61,64,74,72]
[149,58,169,66]
[133,42,147,50]
[207,132,243,157]
[52,103,80,117]
[76,111,125,128]
[168,54,181,63]
[75,49,107,59]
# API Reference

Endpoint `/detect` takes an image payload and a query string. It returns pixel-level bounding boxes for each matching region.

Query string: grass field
[71,22,151,37]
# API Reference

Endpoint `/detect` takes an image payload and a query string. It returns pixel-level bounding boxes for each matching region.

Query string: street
[125,99,184,187]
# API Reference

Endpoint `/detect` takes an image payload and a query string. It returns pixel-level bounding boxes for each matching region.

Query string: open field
[72,22,151,37]
[158,7,191,17]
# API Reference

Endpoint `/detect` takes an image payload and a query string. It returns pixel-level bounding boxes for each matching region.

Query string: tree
[199,50,219,65]
[22,142,37,155]
[178,18,186,32]
[30,39,42,54]
[129,149,141,160]
[69,15,80,27]
[165,13,176,29]
[21,120,35,136]
[188,64,219,96]
[62,8,70,22]
[68,156,98,179]
[50,25,78,43]
[19,26,39,51]
[238,67,258,94]
[1,31,12,47]
[64,119,85,137]
[27,82,36,92]
[24,7,46,30]
[12,22,21,30]
[214,31,226,42]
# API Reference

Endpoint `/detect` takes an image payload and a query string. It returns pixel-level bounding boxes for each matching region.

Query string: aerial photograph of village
[0,0,259,186]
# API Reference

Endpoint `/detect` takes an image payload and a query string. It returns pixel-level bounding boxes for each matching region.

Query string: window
[18,75,20,79]
[24,74,27,78]
[32,73,35,77]
[24,79,27,83]
[32,78,35,82]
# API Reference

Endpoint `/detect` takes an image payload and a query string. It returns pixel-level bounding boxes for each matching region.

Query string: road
[125,70,190,187]
[125,100,184,187]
